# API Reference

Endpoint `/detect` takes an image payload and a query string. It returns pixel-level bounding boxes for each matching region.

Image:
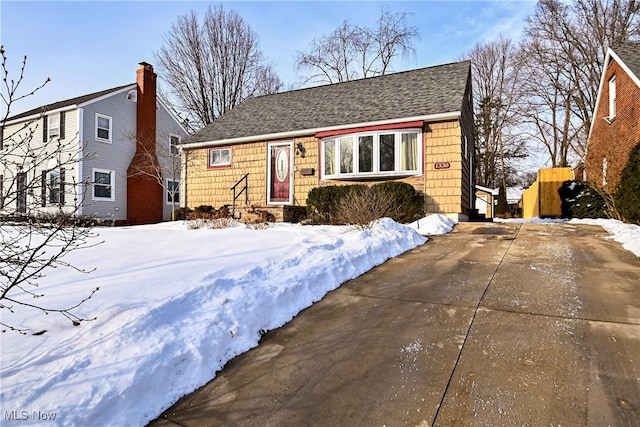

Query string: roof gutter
[3,104,79,126]
[180,111,461,150]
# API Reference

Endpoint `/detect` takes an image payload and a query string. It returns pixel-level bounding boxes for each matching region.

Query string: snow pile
[1,218,427,426]
[405,214,457,235]
[569,218,640,257]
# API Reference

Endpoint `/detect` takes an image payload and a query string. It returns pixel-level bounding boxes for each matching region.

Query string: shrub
[496,183,508,216]
[194,205,215,215]
[335,186,395,229]
[187,217,238,230]
[558,180,608,219]
[614,143,640,224]
[306,182,424,225]
[306,185,366,224]
[371,181,424,223]
[172,207,193,221]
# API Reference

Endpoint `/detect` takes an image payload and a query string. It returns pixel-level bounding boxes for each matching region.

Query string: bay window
[322,129,421,179]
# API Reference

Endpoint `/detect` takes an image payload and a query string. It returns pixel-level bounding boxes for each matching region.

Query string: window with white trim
[170,134,180,154]
[322,129,421,179]
[608,75,616,120]
[48,115,60,139]
[96,114,112,142]
[48,169,61,204]
[166,179,179,204]
[208,147,231,168]
[93,169,114,200]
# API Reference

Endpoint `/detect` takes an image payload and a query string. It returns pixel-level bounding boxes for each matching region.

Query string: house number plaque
[434,162,451,169]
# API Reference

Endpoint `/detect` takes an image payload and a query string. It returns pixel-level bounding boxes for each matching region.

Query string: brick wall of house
[586,59,640,192]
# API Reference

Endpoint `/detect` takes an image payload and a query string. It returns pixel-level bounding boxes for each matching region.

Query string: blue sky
[1,0,537,116]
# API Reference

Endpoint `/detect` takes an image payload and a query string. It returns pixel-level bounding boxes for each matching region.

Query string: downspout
[77,108,84,217]
[182,147,187,211]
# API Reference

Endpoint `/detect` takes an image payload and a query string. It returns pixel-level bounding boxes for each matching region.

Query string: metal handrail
[231,173,249,219]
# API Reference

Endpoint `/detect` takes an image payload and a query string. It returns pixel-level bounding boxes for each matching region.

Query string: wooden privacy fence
[522,168,574,218]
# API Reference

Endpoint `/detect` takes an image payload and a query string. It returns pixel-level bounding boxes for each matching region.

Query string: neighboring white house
[1,63,188,224]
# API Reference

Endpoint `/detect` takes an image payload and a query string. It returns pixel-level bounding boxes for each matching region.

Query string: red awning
[315,120,424,139]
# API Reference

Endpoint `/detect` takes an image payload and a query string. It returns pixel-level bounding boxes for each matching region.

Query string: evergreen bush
[614,144,640,224]
[496,184,508,217]
[558,180,608,219]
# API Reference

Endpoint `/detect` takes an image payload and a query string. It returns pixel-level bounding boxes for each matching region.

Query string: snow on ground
[569,218,640,257]
[1,216,452,426]
[496,217,640,257]
[406,214,457,235]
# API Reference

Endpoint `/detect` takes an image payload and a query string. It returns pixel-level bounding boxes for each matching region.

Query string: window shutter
[41,170,47,207]
[42,115,48,142]
[60,168,66,205]
[59,111,66,139]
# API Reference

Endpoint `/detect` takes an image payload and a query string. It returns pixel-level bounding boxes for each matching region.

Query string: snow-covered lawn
[0,215,454,427]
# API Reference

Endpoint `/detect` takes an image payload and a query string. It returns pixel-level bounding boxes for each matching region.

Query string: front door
[268,143,292,204]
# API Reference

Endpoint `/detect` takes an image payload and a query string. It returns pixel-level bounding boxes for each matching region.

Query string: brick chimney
[126,62,163,224]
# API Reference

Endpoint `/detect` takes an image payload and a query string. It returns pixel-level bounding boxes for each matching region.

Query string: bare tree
[155,5,283,129]
[296,7,419,85]
[518,0,639,167]
[460,36,527,189]
[0,46,99,335]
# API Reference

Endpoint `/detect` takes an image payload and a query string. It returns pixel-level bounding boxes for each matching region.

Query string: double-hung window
[93,169,114,200]
[170,134,180,154]
[48,169,61,204]
[96,114,112,143]
[208,147,231,168]
[48,115,60,140]
[322,129,421,179]
[166,180,179,204]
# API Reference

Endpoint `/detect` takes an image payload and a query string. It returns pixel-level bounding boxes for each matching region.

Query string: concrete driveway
[149,222,640,426]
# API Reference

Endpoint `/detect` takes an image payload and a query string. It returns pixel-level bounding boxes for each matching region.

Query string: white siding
[1,109,81,216]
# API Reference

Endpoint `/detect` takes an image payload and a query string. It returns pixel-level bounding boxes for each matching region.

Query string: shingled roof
[612,42,640,83]
[184,60,471,145]
[6,83,134,122]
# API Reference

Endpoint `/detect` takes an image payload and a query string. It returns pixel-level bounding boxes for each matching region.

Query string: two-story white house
[1,63,188,224]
